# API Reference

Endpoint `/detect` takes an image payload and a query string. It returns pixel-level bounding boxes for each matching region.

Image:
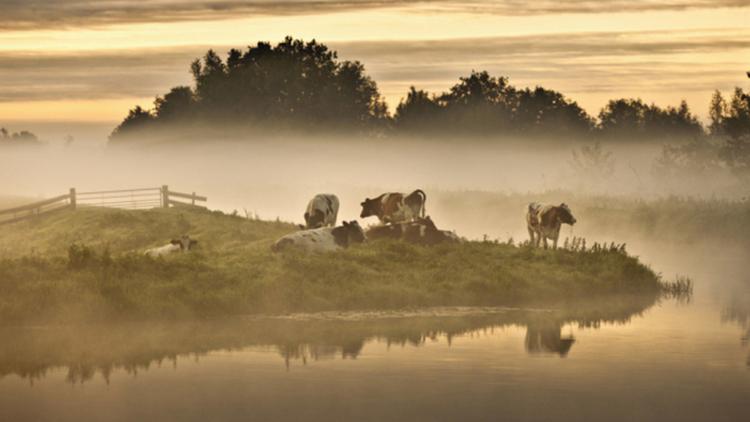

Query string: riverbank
[0,207,666,323]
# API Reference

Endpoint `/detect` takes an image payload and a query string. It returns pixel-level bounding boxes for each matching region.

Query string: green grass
[0,206,663,323]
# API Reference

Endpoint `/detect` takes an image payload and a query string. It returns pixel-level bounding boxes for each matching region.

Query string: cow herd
[144,190,579,256]
[271,190,459,253]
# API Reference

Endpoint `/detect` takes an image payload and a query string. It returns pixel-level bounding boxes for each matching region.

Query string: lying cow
[304,194,340,229]
[366,216,460,246]
[272,220,366,253]
[145,235,198,257]
[527,203,577,249]
[360,190,426,224]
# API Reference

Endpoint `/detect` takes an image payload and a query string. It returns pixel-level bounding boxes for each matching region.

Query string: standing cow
[527,203,577,249]
[272,221,366,253]
[360,190,426,224]
[304,194,340,229]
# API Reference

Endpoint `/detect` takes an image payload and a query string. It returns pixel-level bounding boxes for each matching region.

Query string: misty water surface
[0,243,747,422]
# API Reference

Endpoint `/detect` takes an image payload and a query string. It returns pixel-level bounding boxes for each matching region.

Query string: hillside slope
[0,207,664,323]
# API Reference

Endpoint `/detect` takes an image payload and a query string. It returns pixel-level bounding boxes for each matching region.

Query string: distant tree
[707,88,750,179]
[722,88,750,140]
[393,74,594,139]
[154,86,195,121]
[394,87,442,132]
[512,87,594,137]
[110,37,387,142]
[719,135,750,179]
[437,71,515,134]
[652,137,722,180]
[708,90,727,137]
[110,106,155,140]
[570,141,615,180]
[598,98,703,141]
[0,127,41,146]
[598,99,649,139]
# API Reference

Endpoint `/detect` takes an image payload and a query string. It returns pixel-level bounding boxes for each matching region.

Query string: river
[0,241,747,421]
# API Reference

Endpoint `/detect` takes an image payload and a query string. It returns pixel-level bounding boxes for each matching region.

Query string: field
[0,205,666,323]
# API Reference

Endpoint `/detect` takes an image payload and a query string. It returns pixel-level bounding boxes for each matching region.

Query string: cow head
[360,198,378,219]
[342,220,367,245]
[416,216,438,231]
[558,203,577,225]
[170,235,198,251]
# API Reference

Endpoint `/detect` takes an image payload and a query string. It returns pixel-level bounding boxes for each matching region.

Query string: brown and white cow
[272,221,366,253]
[360,190,426,224]
[527,203,577,249]
[304,194,339,229]
[366,216,460,246]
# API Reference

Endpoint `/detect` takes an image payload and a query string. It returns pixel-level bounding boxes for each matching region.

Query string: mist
[2,133,745,236]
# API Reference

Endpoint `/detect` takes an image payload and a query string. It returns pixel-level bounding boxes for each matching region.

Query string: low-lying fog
[2,135,745,237]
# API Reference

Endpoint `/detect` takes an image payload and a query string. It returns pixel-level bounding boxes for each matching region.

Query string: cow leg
[552,228,560,249]
[528,227,536,247]
[542,236,548,249]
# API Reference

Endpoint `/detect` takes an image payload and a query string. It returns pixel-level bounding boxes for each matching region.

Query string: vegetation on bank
[0,207,664,323]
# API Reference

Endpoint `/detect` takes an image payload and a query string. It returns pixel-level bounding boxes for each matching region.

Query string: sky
[0,0,749,141]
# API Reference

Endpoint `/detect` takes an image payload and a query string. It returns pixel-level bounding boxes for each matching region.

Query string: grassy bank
[0,207,664,323]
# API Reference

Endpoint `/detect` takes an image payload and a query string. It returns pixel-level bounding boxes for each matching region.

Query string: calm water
[0,242,748,422]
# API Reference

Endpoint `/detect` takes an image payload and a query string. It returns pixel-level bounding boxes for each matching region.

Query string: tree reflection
[0,294,661,383]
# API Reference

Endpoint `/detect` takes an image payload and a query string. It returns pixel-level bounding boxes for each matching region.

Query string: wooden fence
[0,185,207,225]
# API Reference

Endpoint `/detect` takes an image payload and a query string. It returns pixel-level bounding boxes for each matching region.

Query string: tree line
[0,127,40,147]
[110,37,750,144]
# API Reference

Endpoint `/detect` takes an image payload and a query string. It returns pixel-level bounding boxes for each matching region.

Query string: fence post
[162,185,169,208]
[69,188,77,210]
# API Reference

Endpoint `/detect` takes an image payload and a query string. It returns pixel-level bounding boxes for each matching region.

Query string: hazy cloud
[0,1,747,30]
[1,29,747,106]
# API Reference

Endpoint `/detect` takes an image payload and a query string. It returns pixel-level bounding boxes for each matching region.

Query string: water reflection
[721,284,750,366]
[525,323,575,357]
[0,294,660,384]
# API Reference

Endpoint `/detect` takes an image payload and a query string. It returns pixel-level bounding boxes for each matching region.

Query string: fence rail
[0,185,207,225]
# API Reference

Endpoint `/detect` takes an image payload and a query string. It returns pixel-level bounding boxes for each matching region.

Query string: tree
[394,87,442,132]
[723,88,750,140]
[598,98,704,141]
[570,141,615,180]
[708,90,727,137]
[154,86,195,121]
[513,87,594,137]
[110,37,388,142]
[110,106,155,141]
[0,127,40,146]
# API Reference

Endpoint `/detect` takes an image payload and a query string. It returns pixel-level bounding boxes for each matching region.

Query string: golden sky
[0,1,748,133]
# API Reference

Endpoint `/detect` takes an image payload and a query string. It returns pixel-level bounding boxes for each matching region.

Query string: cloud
[0,47,204,101]
[0,29,747,109]
[0,1,747,31]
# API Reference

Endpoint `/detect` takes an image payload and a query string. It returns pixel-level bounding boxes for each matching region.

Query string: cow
[272,220,366,253]
[526,203,577,249]
[145,235,198,257]
[366,216,460,246]
[304,194,340,229]
[360,190,426,224]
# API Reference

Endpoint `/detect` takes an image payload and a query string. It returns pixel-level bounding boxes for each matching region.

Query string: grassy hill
[0,206,666,324]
